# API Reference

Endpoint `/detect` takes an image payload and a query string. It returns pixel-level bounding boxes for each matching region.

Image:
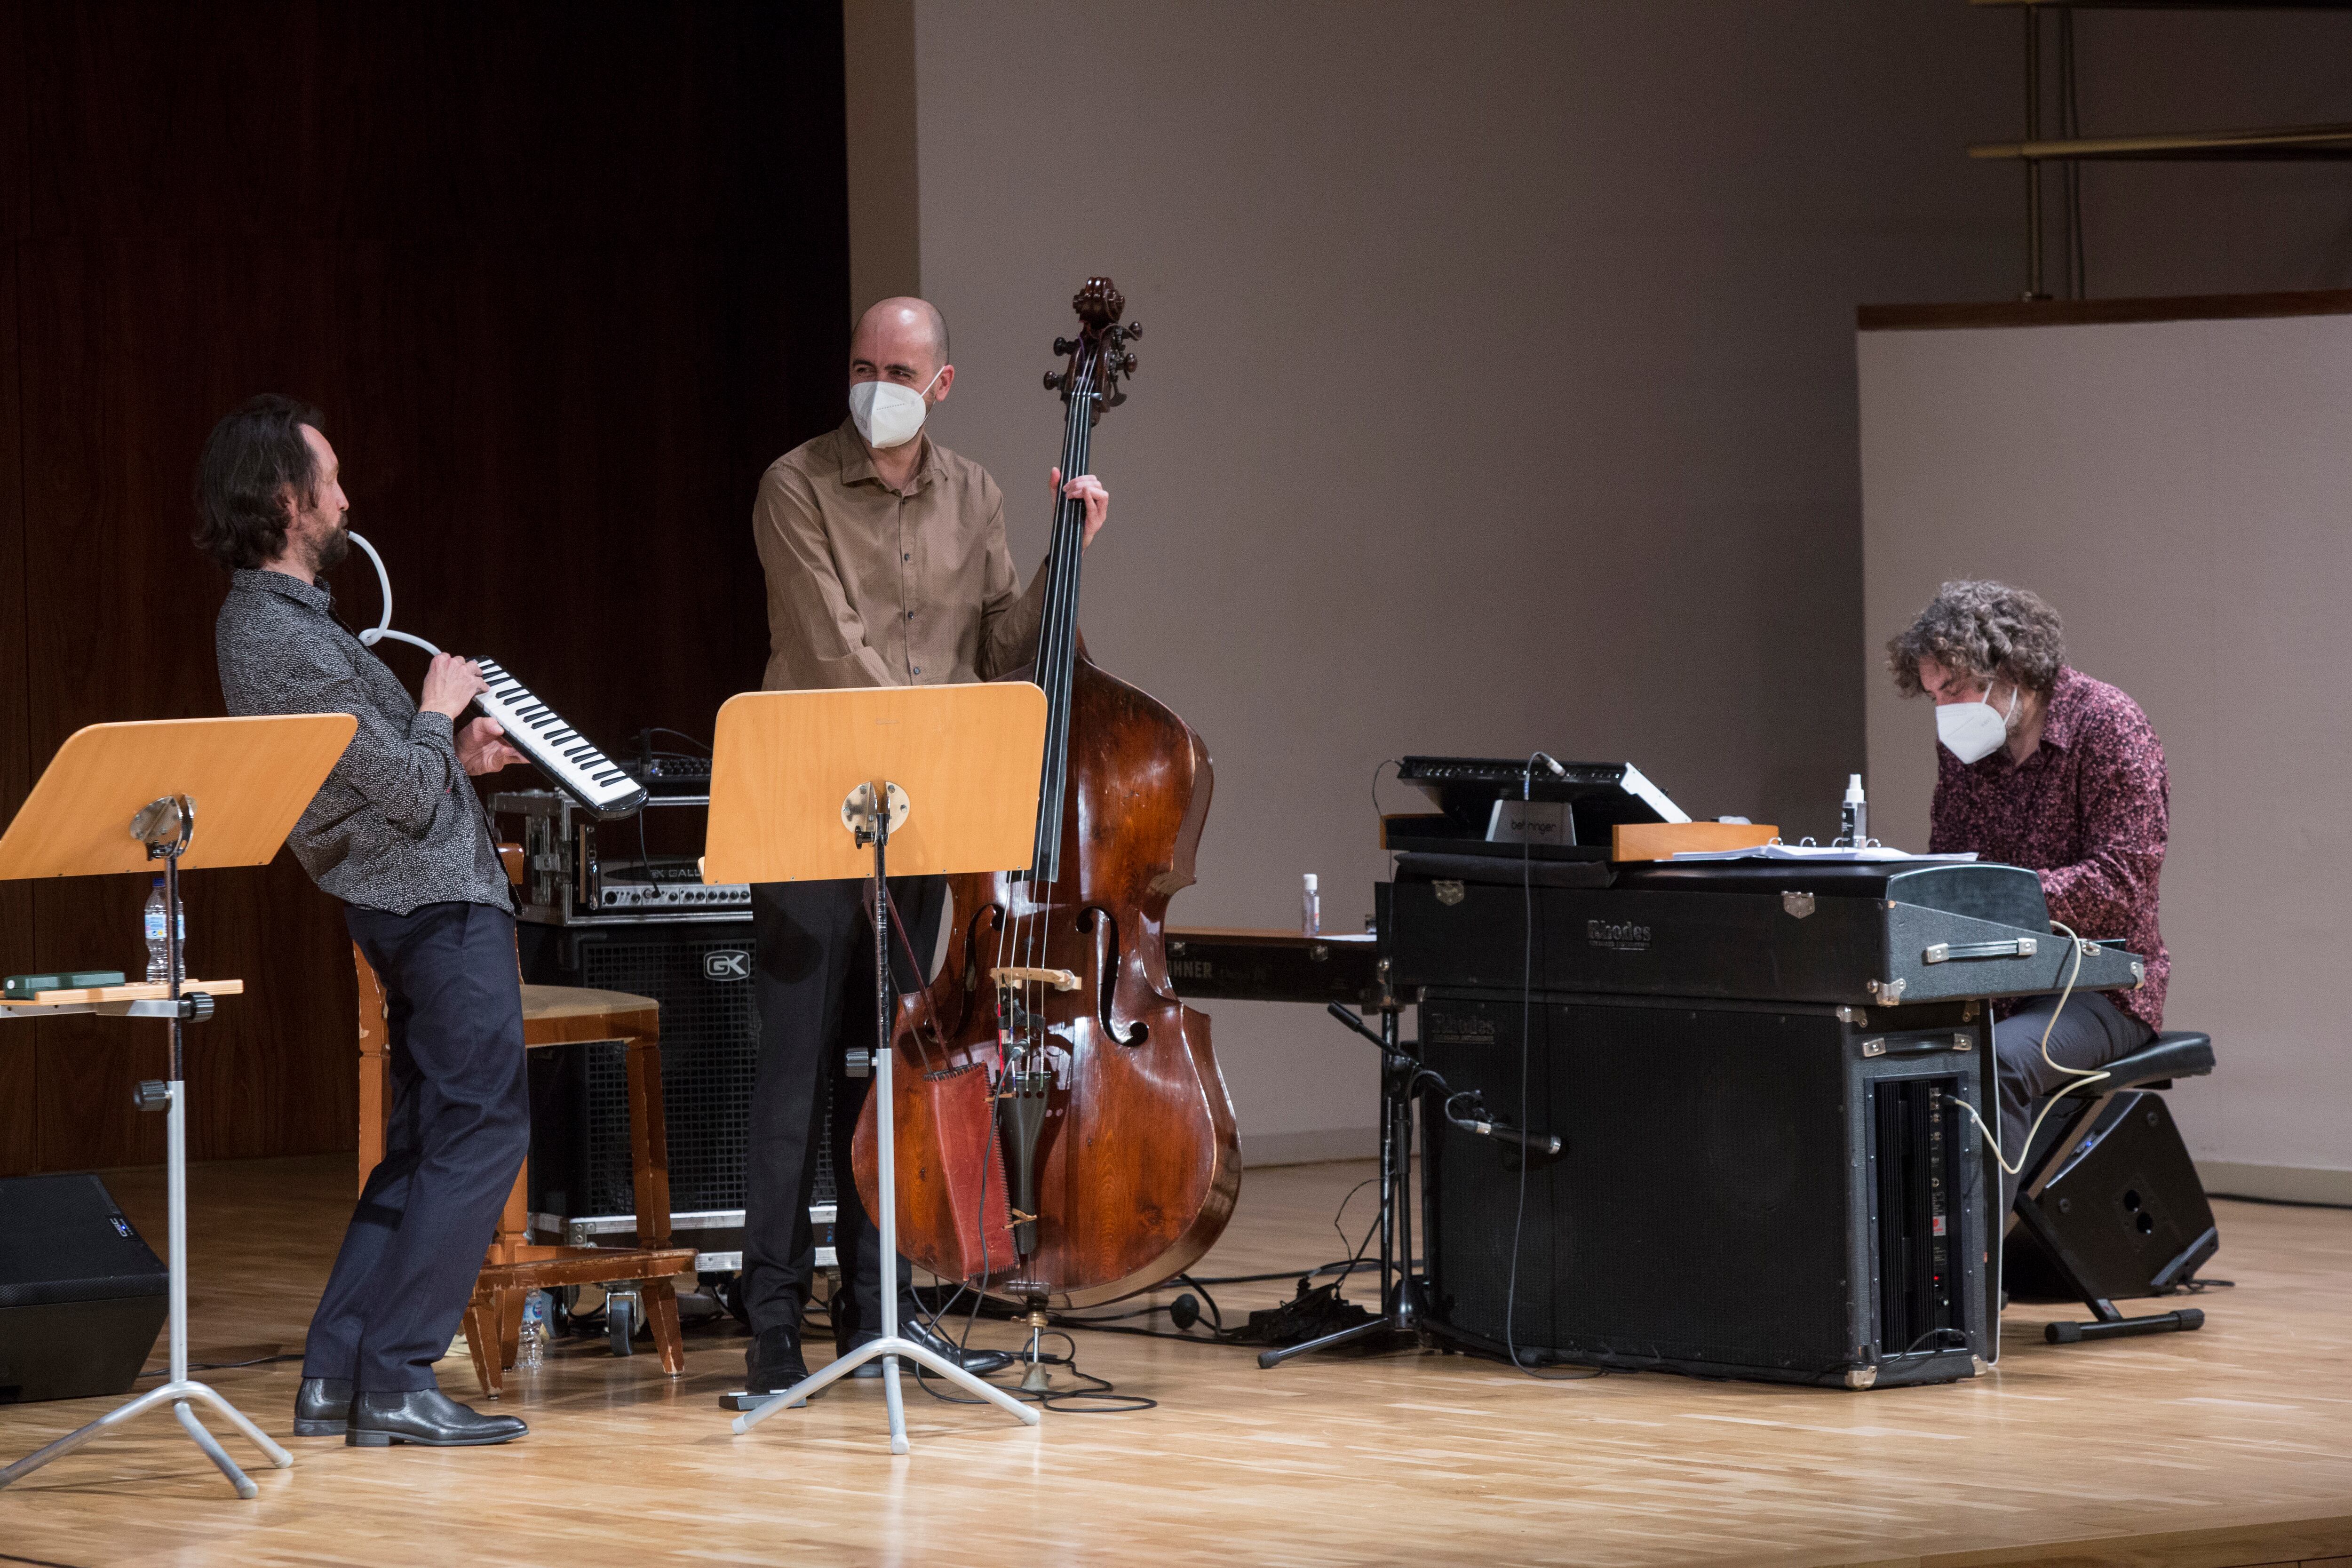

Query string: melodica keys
[472,659,647,819]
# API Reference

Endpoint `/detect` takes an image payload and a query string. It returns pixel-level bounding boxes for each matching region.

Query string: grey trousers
[1994,988,2151,1215]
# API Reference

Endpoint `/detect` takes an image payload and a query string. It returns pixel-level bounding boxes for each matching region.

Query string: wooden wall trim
[1859,288,2352,333]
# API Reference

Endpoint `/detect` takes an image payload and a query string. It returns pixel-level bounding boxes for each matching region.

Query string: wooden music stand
[705,683,1047,1455]
[0,716,355,1500]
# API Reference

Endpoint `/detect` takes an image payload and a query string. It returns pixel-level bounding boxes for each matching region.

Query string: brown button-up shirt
[753,419,1047,691]
[1928,666,2170,1033]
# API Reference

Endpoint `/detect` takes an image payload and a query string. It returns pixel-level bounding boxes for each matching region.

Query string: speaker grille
[1422,995,1852,1374]
[527,923,835,1220]
[1872,1076,1961,1355]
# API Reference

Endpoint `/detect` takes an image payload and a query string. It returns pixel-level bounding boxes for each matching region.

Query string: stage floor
[0,1156,2346,1568]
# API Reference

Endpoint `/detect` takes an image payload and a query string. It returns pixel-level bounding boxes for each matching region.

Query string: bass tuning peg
[1125,321,1142,339]
[1120,353,1138,374]
[1053,336,1078,356]
[1043,371,1065,391]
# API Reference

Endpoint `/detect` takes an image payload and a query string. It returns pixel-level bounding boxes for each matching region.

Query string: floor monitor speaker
[0,1173,169,1403]
[2004,1089,2217,1304]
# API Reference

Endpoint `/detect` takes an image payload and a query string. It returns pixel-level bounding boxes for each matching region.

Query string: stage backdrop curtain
[0,0,849,1173]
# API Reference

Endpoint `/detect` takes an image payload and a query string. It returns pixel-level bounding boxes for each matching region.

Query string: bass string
[1030,351,1094,1065]
[1014,347,1097,1091]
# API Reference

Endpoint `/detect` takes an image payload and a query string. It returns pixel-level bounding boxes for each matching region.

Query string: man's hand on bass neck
[1052,467,1110,549]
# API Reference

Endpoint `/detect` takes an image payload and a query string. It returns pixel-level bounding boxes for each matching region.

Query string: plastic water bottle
[1301,873,1320,938]
[143,876,185,983]
[517,1290,549,1370]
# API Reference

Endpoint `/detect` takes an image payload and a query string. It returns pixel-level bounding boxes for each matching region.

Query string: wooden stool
[355,946,696,1398]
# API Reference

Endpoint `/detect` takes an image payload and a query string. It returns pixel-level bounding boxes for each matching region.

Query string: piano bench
[2060,1030,2214,1098]
[2010,1028,2220,1347]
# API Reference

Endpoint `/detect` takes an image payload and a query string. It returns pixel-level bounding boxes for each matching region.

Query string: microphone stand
[1257,965,1476,1368]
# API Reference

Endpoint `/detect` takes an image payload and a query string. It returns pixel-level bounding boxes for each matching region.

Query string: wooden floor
[2,1157,2349,1568]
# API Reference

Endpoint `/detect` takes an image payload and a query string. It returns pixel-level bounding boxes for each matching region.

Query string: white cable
[1951,918,2112,1176]
[346,531,442,656]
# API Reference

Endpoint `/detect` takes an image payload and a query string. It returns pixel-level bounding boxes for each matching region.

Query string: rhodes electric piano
[1384,845,2146,1390]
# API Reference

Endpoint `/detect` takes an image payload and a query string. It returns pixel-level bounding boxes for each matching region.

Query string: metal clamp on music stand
[0,715,355,1499]
[702,683,1048,1455]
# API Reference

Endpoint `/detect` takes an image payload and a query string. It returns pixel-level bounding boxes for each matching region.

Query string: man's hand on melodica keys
[421,651,488,718]
[457,718,529,777]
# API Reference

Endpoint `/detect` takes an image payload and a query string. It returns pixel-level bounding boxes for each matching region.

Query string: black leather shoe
[346,1388,527,1448]
[293,1377,353,1437]
[744,1327,811,1395]
[841,1312,1013,1378]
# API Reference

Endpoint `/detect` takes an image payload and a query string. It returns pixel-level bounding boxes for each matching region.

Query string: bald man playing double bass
[738,297,1109,1397]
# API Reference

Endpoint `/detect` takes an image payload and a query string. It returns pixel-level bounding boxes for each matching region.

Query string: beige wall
[1860,310,2352,1199]
[845,1,2352,1162]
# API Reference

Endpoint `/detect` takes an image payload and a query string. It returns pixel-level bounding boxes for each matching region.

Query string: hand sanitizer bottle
[1839,775,1868,849]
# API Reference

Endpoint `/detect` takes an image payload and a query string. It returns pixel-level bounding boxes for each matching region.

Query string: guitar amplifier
[1417,989,1999,1388]
[518,920,838,1269]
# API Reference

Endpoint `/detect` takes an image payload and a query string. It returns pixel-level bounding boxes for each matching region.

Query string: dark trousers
[743,875,944,1341]
[306,901,531,1392]
[1995,988,2152,1216]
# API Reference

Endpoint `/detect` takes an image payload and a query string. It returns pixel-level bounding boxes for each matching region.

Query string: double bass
[851,277,1239,1313]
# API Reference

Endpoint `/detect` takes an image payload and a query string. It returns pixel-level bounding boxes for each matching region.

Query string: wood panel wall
[0,1,849,1173]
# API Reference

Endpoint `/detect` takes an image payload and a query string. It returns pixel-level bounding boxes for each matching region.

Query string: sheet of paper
[1666,844,1980,863]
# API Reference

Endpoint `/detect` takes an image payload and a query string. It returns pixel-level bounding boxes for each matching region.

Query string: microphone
[1463,1117,1564,1157]
[1444,1090,1564,1155]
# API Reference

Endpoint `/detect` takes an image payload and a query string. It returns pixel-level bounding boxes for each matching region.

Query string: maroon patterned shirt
[1927,666,2169,1033]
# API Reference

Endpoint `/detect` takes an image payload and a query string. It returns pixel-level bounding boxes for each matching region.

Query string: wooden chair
[355,943,697,1398]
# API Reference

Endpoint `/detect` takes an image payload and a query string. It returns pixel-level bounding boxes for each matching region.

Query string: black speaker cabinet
[518,919,846,1240]
[0,1173,169,1403]
[2004,1089,2217,1304]
[1418,990,1999,1388]
[520,918,816,1223]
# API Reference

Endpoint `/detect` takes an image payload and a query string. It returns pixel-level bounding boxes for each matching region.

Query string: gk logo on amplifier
[703,949,751,982]
[1586,918,1651,953]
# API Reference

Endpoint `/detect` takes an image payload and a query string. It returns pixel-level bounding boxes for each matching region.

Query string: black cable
[1185,1259,1367,1286]
[1901,1326,1972,1357]
[1175,1273,1224,1334]
[910,1327,1155,1412]
[135,1352,304,1379]
[1369,756,1402,824]
[642,725,712,757]
[1502,753,1590,1383]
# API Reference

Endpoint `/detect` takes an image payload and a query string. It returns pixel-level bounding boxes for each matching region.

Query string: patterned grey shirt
[215,568,512,916]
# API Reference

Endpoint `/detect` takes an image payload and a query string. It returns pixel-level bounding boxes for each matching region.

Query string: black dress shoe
[346,1388,527,1448]
[293,1377,353,1437]
[840,1312,1013,1378]
[744,1327,811,1395]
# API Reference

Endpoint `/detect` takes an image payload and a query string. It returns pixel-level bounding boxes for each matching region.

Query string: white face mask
[848,365,945,450]
[1935,681,2018,764]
